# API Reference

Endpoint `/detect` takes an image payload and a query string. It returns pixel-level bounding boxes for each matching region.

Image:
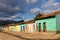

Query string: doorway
[23,26,25,31]
[39,23,41,32]
[43,22,46,32]
[21,26,22,31]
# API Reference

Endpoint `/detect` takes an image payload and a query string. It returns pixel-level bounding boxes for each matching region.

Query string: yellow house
[6,26,9,31]
[4,25,9,31]
[16,23,20,32]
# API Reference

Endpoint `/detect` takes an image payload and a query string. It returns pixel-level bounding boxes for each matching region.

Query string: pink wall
[26,23,35,32]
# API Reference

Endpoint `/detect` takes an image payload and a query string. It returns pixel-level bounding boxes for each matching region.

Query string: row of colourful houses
[4,20,35,33]
[4,11,60,33]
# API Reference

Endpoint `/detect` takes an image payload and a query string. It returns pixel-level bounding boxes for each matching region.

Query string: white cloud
[41,0,60,14]
[13,6,20,11]
[42,9,54,14]
[10,14,19,19]
[41,0,56,8]
[31,0,37,2]
[42,8,60,14]
[52,2,60,7]
[30,8,41,13]
[26,0,37,3]
[26,0,30,3]
[57,8,60,11]
[0,17,11,20]
[0,14,20,20]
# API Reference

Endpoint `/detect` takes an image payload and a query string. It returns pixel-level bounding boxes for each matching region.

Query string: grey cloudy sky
[0,0,26,20]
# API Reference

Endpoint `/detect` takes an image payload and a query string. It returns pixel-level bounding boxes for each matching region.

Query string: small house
[20,22,26,32]
[15,23,20,32]
[25,20,35,33]
[4,25,9,31]
[35,11,60,33]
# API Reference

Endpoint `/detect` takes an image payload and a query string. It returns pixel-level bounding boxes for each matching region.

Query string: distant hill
[0,20,17,25]
[0,20,24,26]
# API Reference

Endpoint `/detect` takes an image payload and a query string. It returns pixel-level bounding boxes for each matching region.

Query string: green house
[35,11,60,33]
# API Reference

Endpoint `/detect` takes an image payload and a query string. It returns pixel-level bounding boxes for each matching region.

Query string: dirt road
[0,31,60,40]
[0,32,24,40]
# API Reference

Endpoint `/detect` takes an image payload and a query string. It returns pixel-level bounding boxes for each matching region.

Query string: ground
[0,32,23,40]
[0,31,60,40]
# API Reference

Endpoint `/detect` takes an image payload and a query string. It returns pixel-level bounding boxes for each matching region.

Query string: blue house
[20,22,26,32]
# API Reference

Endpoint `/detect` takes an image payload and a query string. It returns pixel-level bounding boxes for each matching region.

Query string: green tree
[0,23,3,26]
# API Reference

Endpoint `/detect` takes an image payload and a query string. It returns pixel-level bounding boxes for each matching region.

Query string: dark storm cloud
[0,0,26,17]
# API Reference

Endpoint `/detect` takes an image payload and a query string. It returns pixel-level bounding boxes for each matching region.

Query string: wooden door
[43,22,46,32]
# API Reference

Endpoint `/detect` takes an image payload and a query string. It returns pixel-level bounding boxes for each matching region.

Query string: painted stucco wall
[5,26,9,31]
[16,25,20,32]
[20,24,26,31]
[26,23,35,32]
[9,26,14,31]
[14,25,16,32]
[35,17,56,31]
[56,14,60,31]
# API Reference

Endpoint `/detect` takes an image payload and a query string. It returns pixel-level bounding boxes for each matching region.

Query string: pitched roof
[24,20,35,24]
[20,20,35,24]
[35,11,60,20]
[20,22,25,24]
